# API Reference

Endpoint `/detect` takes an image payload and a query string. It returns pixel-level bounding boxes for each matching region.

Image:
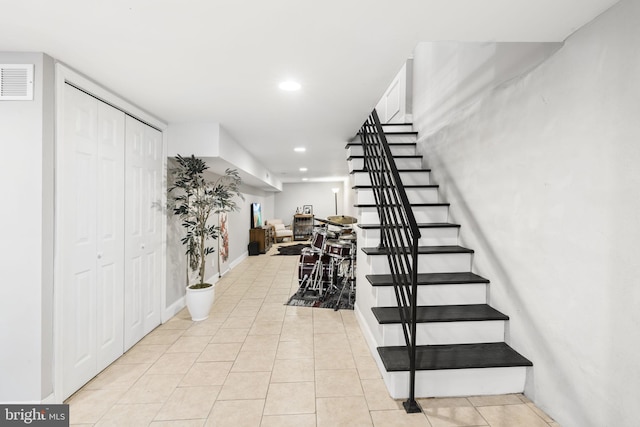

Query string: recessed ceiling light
[279,81,301,91]
[294,147,306,152]
[299,167,308,172]
[302,178,309,181]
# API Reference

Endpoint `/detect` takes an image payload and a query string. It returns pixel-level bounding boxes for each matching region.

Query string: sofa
[265,219,294,242]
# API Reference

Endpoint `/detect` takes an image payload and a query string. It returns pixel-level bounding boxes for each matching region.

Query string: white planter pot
[185,283,215,321]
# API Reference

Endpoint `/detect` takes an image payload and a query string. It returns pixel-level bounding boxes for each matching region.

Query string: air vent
[0,64,34,100]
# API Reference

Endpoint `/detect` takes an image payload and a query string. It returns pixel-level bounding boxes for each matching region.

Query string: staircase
[348,113,532,408]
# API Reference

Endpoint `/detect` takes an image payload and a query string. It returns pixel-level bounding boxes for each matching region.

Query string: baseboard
[40,393,57,404]
[205,273,221,285]
[1,393,58,405]
[354,304,387,380]
[162,296,186,323]
[230,252,248,270]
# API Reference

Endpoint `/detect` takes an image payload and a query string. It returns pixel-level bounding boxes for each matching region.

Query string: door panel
[95,101,125,371]
[144,251,158,320]
[124,120,145,349]
[72,270,93,366]
[143,126,163,334]
[62,84,98,398]
[61,84,126,398]
[124,117,162,349]
[126,254,143,340]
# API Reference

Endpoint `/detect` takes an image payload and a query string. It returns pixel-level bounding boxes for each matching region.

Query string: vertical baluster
[358,110,421,413]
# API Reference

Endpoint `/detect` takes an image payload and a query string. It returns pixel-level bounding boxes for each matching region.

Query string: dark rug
[286,280,355,311]
[274,243,310,256]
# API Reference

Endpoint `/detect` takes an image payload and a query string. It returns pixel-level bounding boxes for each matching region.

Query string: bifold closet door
[61,84,125,398]
[124,116,163,350]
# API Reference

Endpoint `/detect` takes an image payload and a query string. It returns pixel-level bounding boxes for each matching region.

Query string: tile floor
[66,243,560,426]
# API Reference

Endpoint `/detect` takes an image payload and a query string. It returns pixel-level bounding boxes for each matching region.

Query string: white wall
[412,2,639,426]
[219,127,282,191]
[0,52,55,402]
[413,41,561,138]
[167,123,220,157]
[167,122,282,191]
[274,181,349,224]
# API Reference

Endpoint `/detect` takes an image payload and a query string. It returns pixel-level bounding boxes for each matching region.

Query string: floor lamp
[332,187,340,215]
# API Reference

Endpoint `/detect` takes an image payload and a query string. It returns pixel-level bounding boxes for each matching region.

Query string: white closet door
[61,84,125,397]
[124,116,163,350]
[95,101,126,371]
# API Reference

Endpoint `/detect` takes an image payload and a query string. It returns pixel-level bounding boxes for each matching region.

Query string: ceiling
[0,0,618,187]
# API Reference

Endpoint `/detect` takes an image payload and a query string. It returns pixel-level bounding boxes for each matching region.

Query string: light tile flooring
[67,243,559,426]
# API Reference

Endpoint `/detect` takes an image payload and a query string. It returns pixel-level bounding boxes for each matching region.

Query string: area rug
[286,281,355,311]
[274,243,310,256]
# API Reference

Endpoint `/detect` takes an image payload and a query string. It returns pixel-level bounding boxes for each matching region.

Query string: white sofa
[265,219,294,242]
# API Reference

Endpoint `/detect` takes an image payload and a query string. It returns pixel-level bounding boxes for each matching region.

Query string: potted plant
[168,154,243,321]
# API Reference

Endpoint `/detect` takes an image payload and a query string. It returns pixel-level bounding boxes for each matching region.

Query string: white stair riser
[352,171,430,186]
[355,131,416,142]
[358,205,447,224]
[348,145,416,157]
[349,157,422,171]
[378,321,506,346]
[373,283,487,306]
[385,134,417,143]
[367,253,472,274]
[382,125,413,132]
[356,188,437,205]
[360,228,459,247]
[384,367,528,399]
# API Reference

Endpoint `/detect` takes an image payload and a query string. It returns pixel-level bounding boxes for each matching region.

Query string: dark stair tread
[346,142,417,148]
[372,304,508,324]
[358,222,459,229]
[348,127,416,142]
[347,155,422,160]
[362,245,473,255]
[354,203,448,207]
[353,184,437,189]
[378,342,532,372]
[351,169,431,174]
[356,130,419,136]
[366,272,490,286]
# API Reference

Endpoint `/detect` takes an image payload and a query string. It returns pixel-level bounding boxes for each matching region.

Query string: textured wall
[412,2,639,426]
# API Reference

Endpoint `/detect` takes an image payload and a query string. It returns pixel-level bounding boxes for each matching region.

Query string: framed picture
[303,205,313,215]
[218,212,230,276]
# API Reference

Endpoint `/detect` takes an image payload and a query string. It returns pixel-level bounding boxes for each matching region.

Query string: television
[251,202,262,228]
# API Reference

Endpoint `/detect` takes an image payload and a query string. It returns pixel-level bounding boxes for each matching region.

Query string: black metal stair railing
[359,109,422,413]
